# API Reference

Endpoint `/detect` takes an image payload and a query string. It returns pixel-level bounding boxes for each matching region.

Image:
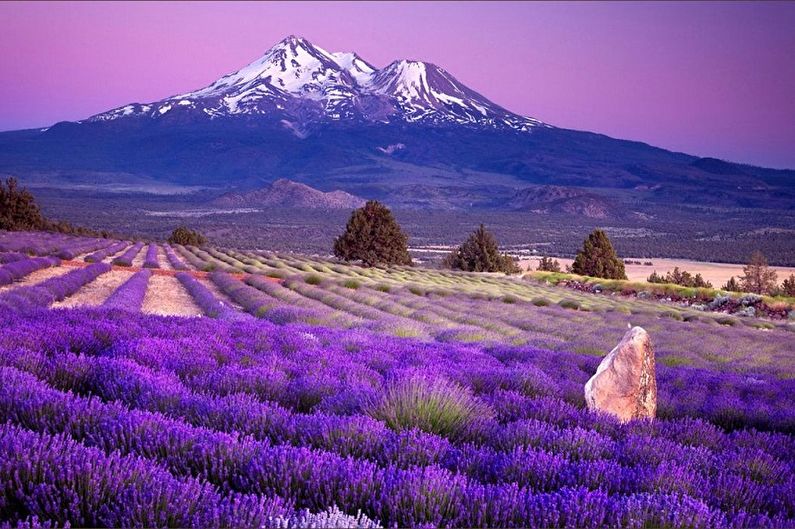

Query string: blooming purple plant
[112,241,144,267]
[0,256,59,285]
[103,269,151,311]
[142,243,160,268]
[85,240,129,263]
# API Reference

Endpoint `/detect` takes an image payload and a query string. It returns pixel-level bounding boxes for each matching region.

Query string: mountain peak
[88,35,545,132]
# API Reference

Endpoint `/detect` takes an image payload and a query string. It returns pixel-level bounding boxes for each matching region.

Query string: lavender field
[0,231,794,528]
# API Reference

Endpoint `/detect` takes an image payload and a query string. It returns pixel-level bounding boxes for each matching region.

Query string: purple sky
[1,1,794,169]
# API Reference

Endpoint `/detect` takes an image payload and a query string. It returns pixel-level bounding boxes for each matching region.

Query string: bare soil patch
[52,270,131,308]
[142,275,203,317]
[0,266,73,293]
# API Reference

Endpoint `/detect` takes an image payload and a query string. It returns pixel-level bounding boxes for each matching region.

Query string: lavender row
[2,324,792,522]
[0,422,292,528]
[210,272,279,318]
[3,366,784,528]
[164,243,188,270]
[0,256,59,286]
[0,251,26,264]
[0,262,109,310]
[176,272,245,320]
[111,241,144,267]
[84,240,129,263]
[103,269,151,311]
[142,243,160,268]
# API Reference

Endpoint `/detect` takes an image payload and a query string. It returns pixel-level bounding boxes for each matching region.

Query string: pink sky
[1,1,794,169]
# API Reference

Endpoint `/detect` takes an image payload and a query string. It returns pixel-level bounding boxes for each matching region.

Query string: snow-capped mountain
[89,35,544,132]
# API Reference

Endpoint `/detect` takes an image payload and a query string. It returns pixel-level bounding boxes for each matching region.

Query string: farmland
[1,230,794,528]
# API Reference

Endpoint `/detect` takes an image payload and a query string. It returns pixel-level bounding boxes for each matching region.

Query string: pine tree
[722,276,742,292]
[445,224,518,274]
[537,256,561,272]
[571,229,627,279]
[0,177,46,231]
[781,274,795,297]
[740,251,777,295]
[333,201,412,267]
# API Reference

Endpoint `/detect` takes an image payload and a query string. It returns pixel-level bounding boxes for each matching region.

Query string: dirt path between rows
[142,275,203,317]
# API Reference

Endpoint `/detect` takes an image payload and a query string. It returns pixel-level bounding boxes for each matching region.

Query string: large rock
[584,326,656,422]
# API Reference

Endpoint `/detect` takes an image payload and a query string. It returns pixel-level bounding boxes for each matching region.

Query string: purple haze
[1,1,794,168]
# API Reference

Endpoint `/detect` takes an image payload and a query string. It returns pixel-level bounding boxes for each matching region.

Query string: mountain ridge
[212,178,365,209]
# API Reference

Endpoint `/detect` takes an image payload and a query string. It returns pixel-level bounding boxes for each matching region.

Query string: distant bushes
[647,267,712,288]
[536,256,561,272]
[167,226,207,246]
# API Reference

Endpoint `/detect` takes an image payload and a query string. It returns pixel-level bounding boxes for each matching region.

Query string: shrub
[443,224,519,274]
[660,310,684,321]
[305,274,323,285]
[265,270,285,279]
[571,229,627,280]
[648,267,712,288]
[167,226,207,246]
[408,285,425,296]
[536,256,561,272]
[342,279,360,289]
[780,274,795,297]
[558,299,581,310]
[531,297,551,307]
[374,283,391,293]
[722,276,742,292]
[501,294,518,304]
[740,250,777,295]
[716,316,739,326]
[367,374,491,438]
[333,201,412,267]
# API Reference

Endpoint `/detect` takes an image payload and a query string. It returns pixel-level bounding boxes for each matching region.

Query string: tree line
[332,200,795,297]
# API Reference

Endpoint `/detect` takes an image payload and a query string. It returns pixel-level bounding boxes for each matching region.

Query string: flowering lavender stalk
[111,242,144,267]
[142,243,160,269]
[85,240,128,263]
[103,269,151,311]
[0,256,60,285]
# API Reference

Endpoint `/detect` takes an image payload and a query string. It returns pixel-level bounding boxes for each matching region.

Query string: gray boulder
[584,326,657,422]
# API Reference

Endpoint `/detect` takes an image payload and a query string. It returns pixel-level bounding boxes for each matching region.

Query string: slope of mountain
[87,35,542,133]
[212,179,365,209]
[0,35,792,214]
[507,185,615,219]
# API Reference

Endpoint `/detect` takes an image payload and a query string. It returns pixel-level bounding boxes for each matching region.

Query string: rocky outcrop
[212,179,365,210]
[584,326,656,422]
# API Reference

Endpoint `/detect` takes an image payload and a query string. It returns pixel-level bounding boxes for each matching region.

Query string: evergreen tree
[444,224,519,274]
[571,229,627,279]
[333,201,412,267]
[781,274,795,297]
[722,276,742,292]
[0,177,46,231]
[740,250,777,295]
[536,256,561,272]
[168,226,207,246]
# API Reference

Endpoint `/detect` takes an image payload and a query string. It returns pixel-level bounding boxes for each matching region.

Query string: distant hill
[507,185,615,219]
[212,179,365,209]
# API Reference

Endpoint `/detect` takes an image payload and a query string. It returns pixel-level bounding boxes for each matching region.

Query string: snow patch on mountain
[88,35,547,132]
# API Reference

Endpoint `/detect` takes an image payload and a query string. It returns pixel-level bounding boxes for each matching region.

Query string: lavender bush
[112,241,144,267]
[0,256,59,285]
[84,240,129,263]
[143,243,160,268]
[103,269,151,311]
